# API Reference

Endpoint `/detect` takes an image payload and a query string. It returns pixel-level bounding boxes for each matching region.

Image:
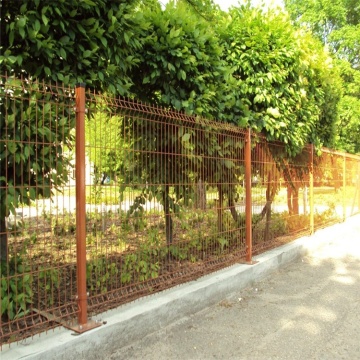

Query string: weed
[38,267,60,306]
[86,257,119,294]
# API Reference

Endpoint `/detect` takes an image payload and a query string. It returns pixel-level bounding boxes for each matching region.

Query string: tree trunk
[287,185,299,215]
[293,187,299,215]
[195,179,206,210]
[163,185,173,245]
[264,180,272,242]
[0,216,8,263]
[228,192,239,224]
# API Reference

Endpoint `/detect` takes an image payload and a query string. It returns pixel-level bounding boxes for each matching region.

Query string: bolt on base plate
[63,319,102,334]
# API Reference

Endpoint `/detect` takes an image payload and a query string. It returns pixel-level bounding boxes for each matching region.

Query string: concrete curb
[1,221,346,360]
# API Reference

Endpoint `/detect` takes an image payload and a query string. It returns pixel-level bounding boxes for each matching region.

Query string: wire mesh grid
[0,75,78,346]
[83,92,249,313]
[1,76,360,347]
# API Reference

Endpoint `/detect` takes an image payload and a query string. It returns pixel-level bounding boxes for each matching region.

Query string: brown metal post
[309,144,314,234]
[245,128,252,262]
[75,83,88,326]
[60,86,100,334]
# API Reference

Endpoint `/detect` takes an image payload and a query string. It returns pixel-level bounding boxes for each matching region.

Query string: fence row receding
[1,76,359,347]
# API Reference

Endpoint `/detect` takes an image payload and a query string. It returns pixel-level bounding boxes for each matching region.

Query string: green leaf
[59,35,70,45]
[34,19,41,32]
[7,141,16,154]
[167,62,175,72]
[224,160,235,169]
[42,14,49,26]
[9,31,14,46]
[124,32,130,44]
[83,18,96,26]
[182,133,191,142]
[24,146,30,159]
[17,17,26,28]
[44,66,51,76]
[266,107,281,118]
[179,70,186,81]
[59,47,67,60]
[83,50,92,58]
[100,37,107,47]
[19,27,26,39]
[16,55,23,66]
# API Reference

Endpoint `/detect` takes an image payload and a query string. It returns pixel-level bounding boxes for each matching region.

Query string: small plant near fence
[37,267,61,306]
[0,189,343,320]
[0,248,33,321]
[86,257,119,294]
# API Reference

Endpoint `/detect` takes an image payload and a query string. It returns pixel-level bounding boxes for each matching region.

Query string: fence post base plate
[62,319,102,334]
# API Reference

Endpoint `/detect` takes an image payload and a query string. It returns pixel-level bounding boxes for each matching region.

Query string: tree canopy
[131,0,242,122]
[284,0,359,68]
[217,5,341,155]
[284,0,360,153]
[0,0,353,259]
[0,0,148,93]
[0,0,147,261]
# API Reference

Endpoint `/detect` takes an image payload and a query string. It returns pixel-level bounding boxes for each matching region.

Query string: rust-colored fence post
[309,144,314,234]
[75,83,88,327]
[72,84,101,334]
[245,128,253,263]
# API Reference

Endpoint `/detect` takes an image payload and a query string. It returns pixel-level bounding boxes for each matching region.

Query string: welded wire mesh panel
[251,137,312,253]
[84,93,249,311]
[2,77,360,347]
[344,155,360,217]
[0,75,78,346]
[313,149,344,228]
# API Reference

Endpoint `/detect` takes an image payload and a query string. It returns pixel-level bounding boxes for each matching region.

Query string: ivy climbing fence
[1,75,360,347]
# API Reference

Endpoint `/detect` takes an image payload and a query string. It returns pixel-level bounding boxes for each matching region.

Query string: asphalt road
[110,216,360,360]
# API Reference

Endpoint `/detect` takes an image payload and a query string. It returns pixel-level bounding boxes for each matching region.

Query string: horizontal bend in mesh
[321,147,360,161]
[86,92,248,137]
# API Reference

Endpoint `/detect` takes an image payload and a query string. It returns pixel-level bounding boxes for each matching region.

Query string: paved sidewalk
[111,216,360,360]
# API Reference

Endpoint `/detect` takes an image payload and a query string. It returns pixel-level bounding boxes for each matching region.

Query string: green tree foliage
[335,61,360,153]
[0,77,74,262]
[284,0,348,43]
[124,1,245,242]
[133,1,241,122]
[0,0,147,92]
[85,112,127,184]
[284,0,360,153]
[216,5,342,215]
[218,6,341,155]
[0,0,147,261]
[120,1,343,230]
[284,0,359,67]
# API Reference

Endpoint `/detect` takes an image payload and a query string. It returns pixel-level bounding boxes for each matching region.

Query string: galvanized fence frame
[0,78,359,347]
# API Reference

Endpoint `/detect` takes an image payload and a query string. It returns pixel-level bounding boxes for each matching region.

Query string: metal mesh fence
[83,92,249,312]
[0,76,78,345]
[1,76,359,347]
